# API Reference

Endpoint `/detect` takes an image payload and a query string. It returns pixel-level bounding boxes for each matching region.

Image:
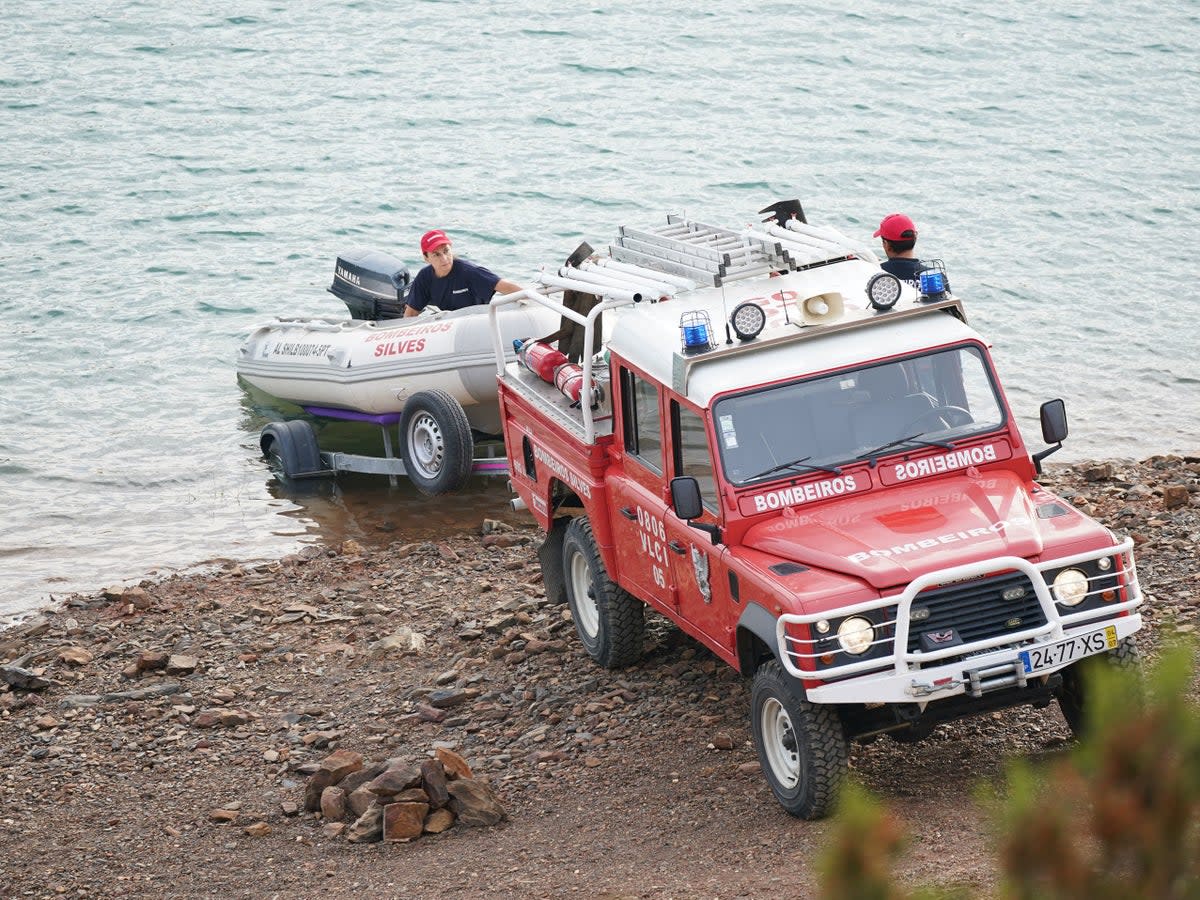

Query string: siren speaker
[798,291,844,325]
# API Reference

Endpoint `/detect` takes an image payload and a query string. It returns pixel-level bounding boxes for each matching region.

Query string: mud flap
[538,517,571,605]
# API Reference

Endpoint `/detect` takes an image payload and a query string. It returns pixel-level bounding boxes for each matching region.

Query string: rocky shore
[1,458,1196,899]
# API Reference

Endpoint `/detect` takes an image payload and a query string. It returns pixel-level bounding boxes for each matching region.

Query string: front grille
[907,571,1046,653]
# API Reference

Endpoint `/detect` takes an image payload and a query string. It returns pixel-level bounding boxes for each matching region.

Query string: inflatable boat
[236,248,558,435]
[237,248,559,494]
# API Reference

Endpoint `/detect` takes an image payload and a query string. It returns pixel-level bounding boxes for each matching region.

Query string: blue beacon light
[679,311,714,355]
[918,259,949,302]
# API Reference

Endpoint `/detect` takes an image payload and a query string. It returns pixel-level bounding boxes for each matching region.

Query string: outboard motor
[328,249,411,320]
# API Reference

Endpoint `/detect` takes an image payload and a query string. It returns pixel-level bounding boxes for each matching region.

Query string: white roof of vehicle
[605,260,983,406]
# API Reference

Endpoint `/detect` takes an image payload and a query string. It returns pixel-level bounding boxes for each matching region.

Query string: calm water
[2,1,1197,618]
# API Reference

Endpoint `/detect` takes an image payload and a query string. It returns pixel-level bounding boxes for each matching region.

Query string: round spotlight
[730,301,766,341]
[1052,568,1089,606]
[866,272,903,311]
[836,616,875,655]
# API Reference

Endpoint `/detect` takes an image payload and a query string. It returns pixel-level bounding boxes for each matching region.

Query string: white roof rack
[528,213,871,301]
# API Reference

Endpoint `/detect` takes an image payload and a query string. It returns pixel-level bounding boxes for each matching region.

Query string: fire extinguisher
[513,339,603,409]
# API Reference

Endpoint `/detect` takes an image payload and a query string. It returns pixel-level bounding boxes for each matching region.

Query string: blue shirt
[406,258,501,313]
[881,257,950,292]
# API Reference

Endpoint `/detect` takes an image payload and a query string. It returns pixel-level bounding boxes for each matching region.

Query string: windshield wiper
[748,455,843,481]
[856,433,956,467]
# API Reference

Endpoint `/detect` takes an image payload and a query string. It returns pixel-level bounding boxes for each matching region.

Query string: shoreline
[0,456,1196,896]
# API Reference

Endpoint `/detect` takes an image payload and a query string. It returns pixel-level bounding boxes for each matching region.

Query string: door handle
[619,506,637,520]
[669,540,687,555]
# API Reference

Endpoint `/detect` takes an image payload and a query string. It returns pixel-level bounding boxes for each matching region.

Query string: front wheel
[1057,636,1142,737]
[399,389,474,495]
[750,660,847,820]
[561,517,644,668]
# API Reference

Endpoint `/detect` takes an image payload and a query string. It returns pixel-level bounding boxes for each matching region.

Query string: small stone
[242,822,271,837]
[135,652,169,672]
[367,765,421,799]
[322,822,346,838]
[346,805,384,844]
[320,786,347,822]
[1,666,51,691]
[423,807,455,834]
[280,801,300,817]
[165,655,198,675]
[383,802,429,842]
[209,809,239,824]
[435,748,473,780]
[57,647,93,667]
[420,758,450,809]
[446,778,506,827]
[1163,485,1190,509]
[711,732,735,751]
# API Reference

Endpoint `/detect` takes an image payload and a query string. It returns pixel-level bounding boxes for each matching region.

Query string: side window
[672,401,717,514]
[620,367,663,474]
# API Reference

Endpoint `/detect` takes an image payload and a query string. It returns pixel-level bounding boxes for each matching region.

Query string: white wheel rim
[408,412,444,478]
[761,697,800,789]
[567,547,599,638]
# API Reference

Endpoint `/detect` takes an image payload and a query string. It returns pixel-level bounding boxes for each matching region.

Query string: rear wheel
[399,390,474,495]
[1057,636,1142,737]
[260,420,323,481]
[562,517,644,668]
[750,660,847,819]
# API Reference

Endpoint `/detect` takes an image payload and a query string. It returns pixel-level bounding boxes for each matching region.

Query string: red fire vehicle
[487,208,1143,819]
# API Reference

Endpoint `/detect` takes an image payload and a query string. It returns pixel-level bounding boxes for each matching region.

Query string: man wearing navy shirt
[873,213,948,291]
[403,229,521,316]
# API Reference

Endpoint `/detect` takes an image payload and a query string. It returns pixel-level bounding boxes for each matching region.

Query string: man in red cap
[873,213,936,288]
[404,229,522,317]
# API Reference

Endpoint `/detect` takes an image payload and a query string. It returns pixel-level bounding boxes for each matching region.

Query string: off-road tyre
[562,516,644,668]
[399,389,474,495]
[1057,636,1142,738]
[750,659,848,820]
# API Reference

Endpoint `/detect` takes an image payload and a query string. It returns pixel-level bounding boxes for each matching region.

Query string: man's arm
[493,278,522,295]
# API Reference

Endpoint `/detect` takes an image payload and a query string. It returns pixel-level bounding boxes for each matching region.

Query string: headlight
[837,616,875,655]
[1052,568,1089,606]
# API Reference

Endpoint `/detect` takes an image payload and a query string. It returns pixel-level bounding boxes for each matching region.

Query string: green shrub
[818,643,1200,900]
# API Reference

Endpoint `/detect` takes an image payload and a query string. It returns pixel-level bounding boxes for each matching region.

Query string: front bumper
[776,541,1142,705]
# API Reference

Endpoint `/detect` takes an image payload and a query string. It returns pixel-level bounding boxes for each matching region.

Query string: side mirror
[1032,399,1068,474]
[669,477,721,545]
[1040,398,1068,444]
[670,476,704,520]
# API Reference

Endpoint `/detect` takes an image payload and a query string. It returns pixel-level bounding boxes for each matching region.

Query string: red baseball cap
[420,229,452,254]
[873,213,917,241]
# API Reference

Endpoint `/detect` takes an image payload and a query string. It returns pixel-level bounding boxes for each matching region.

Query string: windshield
[713,344,1005,486]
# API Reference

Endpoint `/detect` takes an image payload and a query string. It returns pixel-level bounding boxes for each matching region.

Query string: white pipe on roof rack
[537,270,643,303]
[579,261,679,296]
[780,221,879,262]
[557,264,666,298]
[568,263,677,298]
[759,223,845,253]
[596,257,697,290]
[745,227,836,265]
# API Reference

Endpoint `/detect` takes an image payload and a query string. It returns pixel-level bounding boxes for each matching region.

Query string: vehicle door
[663,398,731,648]
[606,365,676,609]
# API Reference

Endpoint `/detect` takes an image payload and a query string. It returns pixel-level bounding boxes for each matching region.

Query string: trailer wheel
[562,517,644,668]
[1057,636,1142,738]
[399,390,474,495]
[260,420,323,481]
[750,660,847,820]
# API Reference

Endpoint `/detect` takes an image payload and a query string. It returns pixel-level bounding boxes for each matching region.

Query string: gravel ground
[1,457,1197,899]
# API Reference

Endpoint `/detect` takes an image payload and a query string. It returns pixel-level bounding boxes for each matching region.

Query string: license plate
[1019,626,1118,674]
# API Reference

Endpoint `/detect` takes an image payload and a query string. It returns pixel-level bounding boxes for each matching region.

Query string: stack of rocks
[302,747,506,843]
